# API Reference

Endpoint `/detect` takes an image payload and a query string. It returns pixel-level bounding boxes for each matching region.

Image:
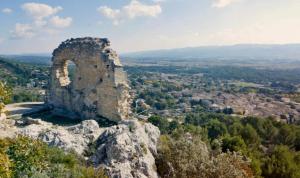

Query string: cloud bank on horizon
[0,0,300,54]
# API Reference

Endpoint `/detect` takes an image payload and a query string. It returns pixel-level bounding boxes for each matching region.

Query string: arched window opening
[67,60,76,84]
[56,60,76,87]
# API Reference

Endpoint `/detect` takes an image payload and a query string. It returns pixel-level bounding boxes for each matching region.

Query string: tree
[222,136,247,153]
[168,120,180,133]
[228,122,244,136]
[148,115,170,134]
[206,120,228,139]
[241,124,260,146]
[154,101,167,110]
[276,125,296,147]
[223,107,234,115]
[262,145,300,178]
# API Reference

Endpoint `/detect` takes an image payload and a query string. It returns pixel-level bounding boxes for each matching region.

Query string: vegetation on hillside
[149,113,300,178]
[1,56,300,177]
[156,130,253,178]
[0,58,43,87]
[0,58,49,103]
[0,136,107,178]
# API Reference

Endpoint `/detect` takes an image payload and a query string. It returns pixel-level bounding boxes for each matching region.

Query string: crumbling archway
[55,59,75,87]
[47,37,131,122]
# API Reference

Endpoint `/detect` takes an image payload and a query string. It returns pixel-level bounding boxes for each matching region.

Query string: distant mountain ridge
[2,44,300,64]
[123,44,300,60]
[0,55,51,65]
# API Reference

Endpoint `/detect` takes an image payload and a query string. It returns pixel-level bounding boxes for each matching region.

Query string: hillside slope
[0,57,49,86]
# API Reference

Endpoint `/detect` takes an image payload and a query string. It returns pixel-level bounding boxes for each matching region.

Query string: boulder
[0,113,6,121]
[17,119,103,155]
[90,120,160,178]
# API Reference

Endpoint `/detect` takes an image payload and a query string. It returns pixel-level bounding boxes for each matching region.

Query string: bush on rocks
[0,136,107,178]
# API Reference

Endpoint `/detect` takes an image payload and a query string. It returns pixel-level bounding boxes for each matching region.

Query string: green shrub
[262,145,300,178]
[0,136,108,178]
[241,124,260,146]
[151,111,300,177]
[206,119,227,139]
[148,115,170,134]
[222,136,247,153]
[0,152,11,178]
[156,134,253,178]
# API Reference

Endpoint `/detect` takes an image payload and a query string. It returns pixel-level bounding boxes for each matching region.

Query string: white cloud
[22,2,62,20]
[11,23,35,39]
[152,0,166,2]
[98,6,121,19]
[2,8,12,14]
[34,20,48,27]
[98,6,121,25]
[98,0,162,25]
[10,3,72,39]
[50,16,72,28]
[212,0,240,8]
[124,0,162,18]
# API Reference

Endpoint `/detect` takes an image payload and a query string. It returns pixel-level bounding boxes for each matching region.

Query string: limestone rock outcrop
[8,117,160,178]
[47,37,131,122]
[0,113,6,121]
[17,118,103,155]
[90,120,160,178]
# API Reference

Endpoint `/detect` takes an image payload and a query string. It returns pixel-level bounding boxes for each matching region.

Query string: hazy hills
[1,44,300,66]
[0,55,51,65]
[123,44,300,61]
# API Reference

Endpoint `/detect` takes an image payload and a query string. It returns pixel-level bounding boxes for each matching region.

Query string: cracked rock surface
[0,117,160,178]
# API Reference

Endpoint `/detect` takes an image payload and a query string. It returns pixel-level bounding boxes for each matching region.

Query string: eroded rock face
[17,119,103,155]
[13,118,160,178]
[47,37,131,122]
[90,120,160,178]
[0,113,6,121]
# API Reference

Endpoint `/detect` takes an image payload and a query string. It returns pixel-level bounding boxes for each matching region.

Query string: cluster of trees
[151,81,182,92]
[138,90,176,110]
[148,113,300,178]
[0,58,48,87]
[0,136,107,178]
[0,58,49,103]
[0,81,42,105]
[156,131,253,178]
[0,58,31,86]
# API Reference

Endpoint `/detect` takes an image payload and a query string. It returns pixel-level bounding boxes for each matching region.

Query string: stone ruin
[46,37,131,122]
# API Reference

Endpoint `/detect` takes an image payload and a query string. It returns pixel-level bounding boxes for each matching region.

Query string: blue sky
[0,0,300,54]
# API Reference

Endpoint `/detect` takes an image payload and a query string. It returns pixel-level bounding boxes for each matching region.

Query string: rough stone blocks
[47,37,131,122]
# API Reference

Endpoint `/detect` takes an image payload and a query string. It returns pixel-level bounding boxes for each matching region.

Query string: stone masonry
[47,37,131,122]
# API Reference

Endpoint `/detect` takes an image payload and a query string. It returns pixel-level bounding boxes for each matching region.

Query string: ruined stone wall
[47,37,131,122]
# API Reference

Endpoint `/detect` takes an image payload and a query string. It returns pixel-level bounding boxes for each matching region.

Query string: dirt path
[5,102,48,119]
